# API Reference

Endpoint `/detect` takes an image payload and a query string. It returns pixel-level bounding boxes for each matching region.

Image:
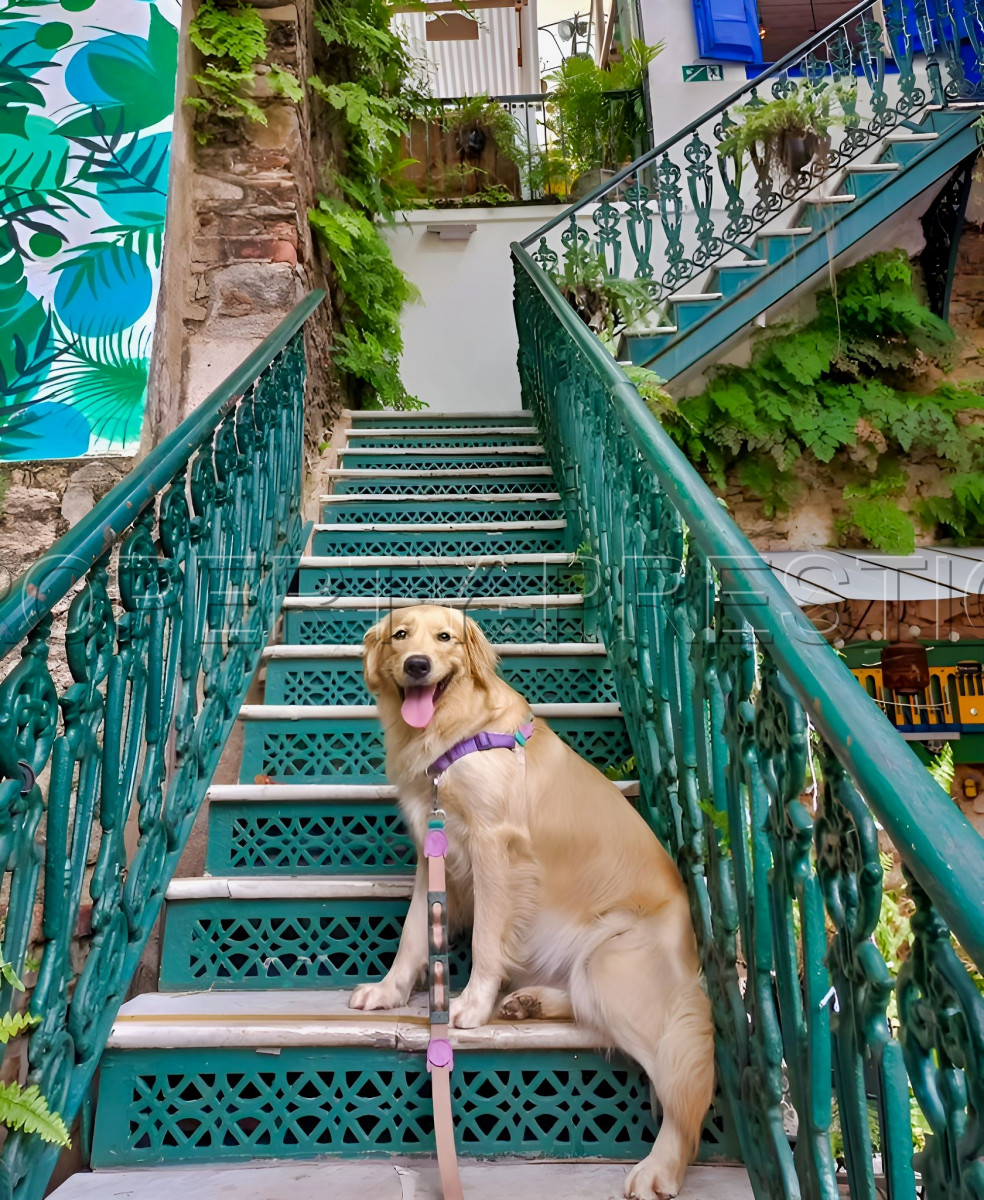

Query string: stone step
[319,493,562,524]
[310,520,570,558]
[344,427,541,447]
[203,777,640,877]
[261,643,617,706]
[328,467,554,495]
[338,448,547,472]
[86,989,737,1167]
[236,704,632,785]
[294,552,585,601]
[281,594,595,645]
[50,1161,753,1200]
[344,408,534,425]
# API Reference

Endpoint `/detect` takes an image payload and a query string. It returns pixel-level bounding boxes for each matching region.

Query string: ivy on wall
[0,0,180,461]
[307,0,426,411]
[643,251,984,553]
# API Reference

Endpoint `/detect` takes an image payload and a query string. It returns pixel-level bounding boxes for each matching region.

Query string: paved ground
[50,1160,754,1199]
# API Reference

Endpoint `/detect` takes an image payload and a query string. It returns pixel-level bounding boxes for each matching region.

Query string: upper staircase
[55,411,749,1197]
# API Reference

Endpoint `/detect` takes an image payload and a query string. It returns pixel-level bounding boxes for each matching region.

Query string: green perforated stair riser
[332,475,553,496]
[264,655,618,707]
[238,717,631,784]
[284,606,596,646]
[347,432,541,448]
[90,1046,735,1166]
[349,414,534,428]
[319,497,563,524]
[309,526,571,557]
[158,897,471,990]
[341,452,545,471]
[206,802,416,875]
[296,559,585,601]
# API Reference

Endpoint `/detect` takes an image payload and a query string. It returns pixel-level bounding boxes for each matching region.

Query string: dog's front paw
[623,1156,685,1200]
[449,991,495,1029]
[349,980,408,1011]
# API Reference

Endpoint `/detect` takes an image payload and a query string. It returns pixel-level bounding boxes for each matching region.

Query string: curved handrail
[513,240,984,970]
[519,0,874,247]
[0,289,325,659]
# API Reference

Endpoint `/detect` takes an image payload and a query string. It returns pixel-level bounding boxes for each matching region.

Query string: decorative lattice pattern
[341,453,546,471]
[299,562,578,600]
[241,718,628,783]
[93,1046,732,1166]
[266,657,617,707]
[333,477,554,496]
[286,608,593,646]
[320,500,562,525]
[160,899,470,990]
[240,722,387,783]
[206,804,416,874]
[310,528,568,558]
[349,433,541,448]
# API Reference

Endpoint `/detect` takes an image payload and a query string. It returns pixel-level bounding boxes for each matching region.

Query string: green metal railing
[512,244,984,1199]
[520,0,984,310]
[0,291,323,1199]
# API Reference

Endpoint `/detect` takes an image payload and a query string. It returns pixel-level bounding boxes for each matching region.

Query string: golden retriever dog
[349,605,715,1200]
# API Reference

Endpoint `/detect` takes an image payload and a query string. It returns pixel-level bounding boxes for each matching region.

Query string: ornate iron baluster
[624,180,656,282]
[513,244,984,1200]
[0,295,322,1199]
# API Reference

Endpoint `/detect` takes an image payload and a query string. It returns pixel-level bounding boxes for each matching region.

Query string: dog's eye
[437,631,452,641]
[392,629,407,640]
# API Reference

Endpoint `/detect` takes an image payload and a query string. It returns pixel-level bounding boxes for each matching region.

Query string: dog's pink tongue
[402,684,438,728]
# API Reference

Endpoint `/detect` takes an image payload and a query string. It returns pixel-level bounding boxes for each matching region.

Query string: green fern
[836,497,916,556]
[0,1012,40,1043]
[189,0,267,70]
[0,1082,71,1148]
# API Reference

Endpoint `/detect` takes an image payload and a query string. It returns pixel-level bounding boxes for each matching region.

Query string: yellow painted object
[851,664,984,733]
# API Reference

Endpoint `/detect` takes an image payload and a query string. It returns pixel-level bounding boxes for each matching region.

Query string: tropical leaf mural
[0,0,179,461]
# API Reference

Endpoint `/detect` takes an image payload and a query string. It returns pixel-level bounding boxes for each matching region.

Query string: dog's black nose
[403,655,432,680]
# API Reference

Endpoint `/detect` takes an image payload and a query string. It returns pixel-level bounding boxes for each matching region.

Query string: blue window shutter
[693,0,763,63]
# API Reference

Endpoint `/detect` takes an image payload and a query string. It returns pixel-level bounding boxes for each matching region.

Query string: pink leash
[423,722,533,1198]
[424,798,464,1200]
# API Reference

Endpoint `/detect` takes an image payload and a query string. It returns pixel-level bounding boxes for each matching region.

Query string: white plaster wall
[384,206,587,413]
[638,0,750,146]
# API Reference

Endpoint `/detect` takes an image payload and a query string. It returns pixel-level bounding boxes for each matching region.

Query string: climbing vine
[658,251,984,552]
[307,0,426,410]
[187,0,302,142]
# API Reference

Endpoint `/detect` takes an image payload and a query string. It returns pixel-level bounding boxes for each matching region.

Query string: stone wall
[144,0,340,460]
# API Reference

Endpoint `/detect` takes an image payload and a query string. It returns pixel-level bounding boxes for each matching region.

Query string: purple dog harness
[427,720,535,779]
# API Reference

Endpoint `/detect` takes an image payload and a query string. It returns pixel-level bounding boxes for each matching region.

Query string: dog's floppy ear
[362,618,387,695]
[462,613,498,686]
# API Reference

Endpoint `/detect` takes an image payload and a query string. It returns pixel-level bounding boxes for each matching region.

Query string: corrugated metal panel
[765,549,984,606]
[396,8,523,97]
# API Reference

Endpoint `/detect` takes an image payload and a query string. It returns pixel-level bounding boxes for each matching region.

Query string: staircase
[54,411,751,1198]
[624,106,982,381]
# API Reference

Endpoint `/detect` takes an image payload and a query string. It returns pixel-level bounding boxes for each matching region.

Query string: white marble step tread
[313,520,567,532]
[262,642,608,659]
[282,594,585,610]
[320,491,561,503]
[107,988,600,1052]
[206,778,640,801]
[338,447,546,458]
[298,551,575,565]
[344,408,533,419]
[49,1161,753,1200]
[237,702,622,720]
[346,427,538,438]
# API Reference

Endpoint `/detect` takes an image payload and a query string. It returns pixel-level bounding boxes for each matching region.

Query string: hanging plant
[717,82,848,181]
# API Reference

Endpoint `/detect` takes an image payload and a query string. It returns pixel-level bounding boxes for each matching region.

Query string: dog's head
[363,605,498,730]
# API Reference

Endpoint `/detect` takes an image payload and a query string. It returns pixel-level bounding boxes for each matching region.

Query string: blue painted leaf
[94,132,170,228]
[60,7,179,136]
[52,242,152,337]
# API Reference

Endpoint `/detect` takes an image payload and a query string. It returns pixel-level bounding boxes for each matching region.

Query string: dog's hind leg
[498,986,573,1021]
[570,913,715,1200]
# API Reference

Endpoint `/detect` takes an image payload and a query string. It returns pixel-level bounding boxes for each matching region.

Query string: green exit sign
[682,64,724,82]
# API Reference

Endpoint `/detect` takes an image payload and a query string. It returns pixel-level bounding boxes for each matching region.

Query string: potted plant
[717,83,844,181]
[545,38,662,197]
